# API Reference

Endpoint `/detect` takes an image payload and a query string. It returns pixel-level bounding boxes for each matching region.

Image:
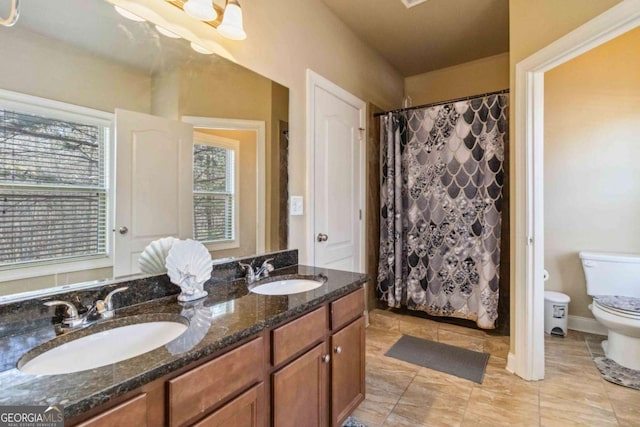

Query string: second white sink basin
[19,321,188,375]
[250,279,323,295]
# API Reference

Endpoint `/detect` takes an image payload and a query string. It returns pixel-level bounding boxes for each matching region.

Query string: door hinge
[359,209,362,220]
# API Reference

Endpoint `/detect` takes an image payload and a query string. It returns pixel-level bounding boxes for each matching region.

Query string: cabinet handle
[334,346,342,354]
[322,354,331,363]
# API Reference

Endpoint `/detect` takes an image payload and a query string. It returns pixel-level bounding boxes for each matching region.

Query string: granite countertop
[0,264,367,419]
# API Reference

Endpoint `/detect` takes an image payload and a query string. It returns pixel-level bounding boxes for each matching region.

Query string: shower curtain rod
[374,88,510,117]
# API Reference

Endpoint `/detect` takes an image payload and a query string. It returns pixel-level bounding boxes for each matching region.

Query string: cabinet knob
[317,233,328,242]
[322,354,331,363]
[118,226,128,235]
[334,346,342,354]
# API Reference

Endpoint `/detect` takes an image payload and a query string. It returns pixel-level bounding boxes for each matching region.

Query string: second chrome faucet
[239,259,274,283]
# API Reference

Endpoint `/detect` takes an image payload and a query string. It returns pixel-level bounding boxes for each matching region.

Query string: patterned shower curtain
[376,94,508,329]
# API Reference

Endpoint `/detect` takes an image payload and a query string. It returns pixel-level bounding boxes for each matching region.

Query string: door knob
[317,233,328,242]
[118,226,128,235]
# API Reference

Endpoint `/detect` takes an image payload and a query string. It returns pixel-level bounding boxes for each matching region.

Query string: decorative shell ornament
[166,239,213,302]
[139,236,178,275]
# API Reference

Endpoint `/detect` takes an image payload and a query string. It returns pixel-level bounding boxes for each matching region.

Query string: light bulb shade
[183,0,217,21]
[217,0,246,40]
[190,42,214,55]
[114,5,146,22]
[156,25,181,39]
[0,0,19,27]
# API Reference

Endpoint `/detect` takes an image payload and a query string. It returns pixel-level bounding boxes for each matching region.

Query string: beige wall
[508,0,623,349]
[197,129,258,260]
[0,27,151,113]
[405,53,509,106]
[544,27,640,318]
[176,60,273,121]
[210,0,404,263]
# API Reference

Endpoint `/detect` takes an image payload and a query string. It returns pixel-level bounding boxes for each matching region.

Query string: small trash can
[544,290,571,337]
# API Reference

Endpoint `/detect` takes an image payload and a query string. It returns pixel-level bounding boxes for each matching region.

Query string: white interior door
[312,82,364,272]
[114,109,193,276]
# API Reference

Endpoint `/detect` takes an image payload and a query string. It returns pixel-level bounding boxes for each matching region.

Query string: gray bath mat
[342,416,367,427]
[594,357,640,391]
[385,334,490,384]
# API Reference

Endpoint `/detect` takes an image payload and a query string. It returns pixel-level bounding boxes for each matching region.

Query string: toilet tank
[579,251,640,298]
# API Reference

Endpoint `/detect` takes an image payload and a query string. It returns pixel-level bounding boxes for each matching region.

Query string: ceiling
[321,0,509,77]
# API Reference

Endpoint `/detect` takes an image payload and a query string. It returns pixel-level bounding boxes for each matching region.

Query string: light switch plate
[290,196,303,216]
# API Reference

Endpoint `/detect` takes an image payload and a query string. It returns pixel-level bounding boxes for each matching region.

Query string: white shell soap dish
[166,239,213,302]
[139,236,179,275]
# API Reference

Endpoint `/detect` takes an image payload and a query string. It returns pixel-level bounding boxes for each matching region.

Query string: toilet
[579,251,640,370]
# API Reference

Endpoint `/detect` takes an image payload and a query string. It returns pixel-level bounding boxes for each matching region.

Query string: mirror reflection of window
[0,94,112,270]
[192,132,239,247]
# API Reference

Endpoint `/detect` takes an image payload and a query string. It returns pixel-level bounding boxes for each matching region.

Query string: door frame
[181,116,266,254]
[510,0,640,380]
[306,70,367,272]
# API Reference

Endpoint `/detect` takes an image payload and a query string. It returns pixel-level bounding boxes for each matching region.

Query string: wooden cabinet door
[76,394,147,427]
[331,317,365,427]
[272,342,329,427]
[193,383,264,427]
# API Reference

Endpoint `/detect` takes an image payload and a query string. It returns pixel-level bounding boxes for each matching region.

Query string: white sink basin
[19,321,188,375]
[250,279,323,295]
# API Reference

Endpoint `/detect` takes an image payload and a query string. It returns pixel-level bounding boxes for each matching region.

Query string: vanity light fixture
[182,0,217,22]
[217,0,246,41]
[0,0,19,27]
[114,5,146,22]
[108,0,243,57]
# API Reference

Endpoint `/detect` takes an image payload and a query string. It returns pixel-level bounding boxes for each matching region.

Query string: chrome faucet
[239,259,274,283]
[44,286,129,330]
[95,286,129,319]
[43,300,89,329]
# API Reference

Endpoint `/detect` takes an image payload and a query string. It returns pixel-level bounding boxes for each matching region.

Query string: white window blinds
[193,143,236,242]
[0,109,109,266]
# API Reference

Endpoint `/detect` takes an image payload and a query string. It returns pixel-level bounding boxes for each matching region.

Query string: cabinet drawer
[77,394,147,427]
[331,287,364,330]
[168,337,264,427]
[272,306,328,366]
[193,383,264,427]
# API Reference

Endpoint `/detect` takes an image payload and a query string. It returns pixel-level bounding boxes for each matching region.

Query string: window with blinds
[0,108,109,267]
[193,143,236,243]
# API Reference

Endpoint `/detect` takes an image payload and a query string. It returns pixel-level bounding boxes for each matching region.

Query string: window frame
[192,131,240,251]
[0,89,114,281]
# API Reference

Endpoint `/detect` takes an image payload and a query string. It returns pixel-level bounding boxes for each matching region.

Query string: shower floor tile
[351,309,635,426]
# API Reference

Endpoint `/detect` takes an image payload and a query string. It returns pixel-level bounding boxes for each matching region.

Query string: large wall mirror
[0,0,289,299]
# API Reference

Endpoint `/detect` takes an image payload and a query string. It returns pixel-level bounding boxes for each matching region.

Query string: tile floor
[352,309,640,426]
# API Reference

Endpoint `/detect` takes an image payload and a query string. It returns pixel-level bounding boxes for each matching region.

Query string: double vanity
[0,250,368,426]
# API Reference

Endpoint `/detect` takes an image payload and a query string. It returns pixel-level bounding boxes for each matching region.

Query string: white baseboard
[506,352,516,374]
[568,315,607,336]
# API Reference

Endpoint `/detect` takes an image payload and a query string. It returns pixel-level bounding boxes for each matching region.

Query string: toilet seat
[593,296,640,319]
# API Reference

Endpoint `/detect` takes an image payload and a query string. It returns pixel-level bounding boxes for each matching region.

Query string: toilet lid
[594,296,640,314]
